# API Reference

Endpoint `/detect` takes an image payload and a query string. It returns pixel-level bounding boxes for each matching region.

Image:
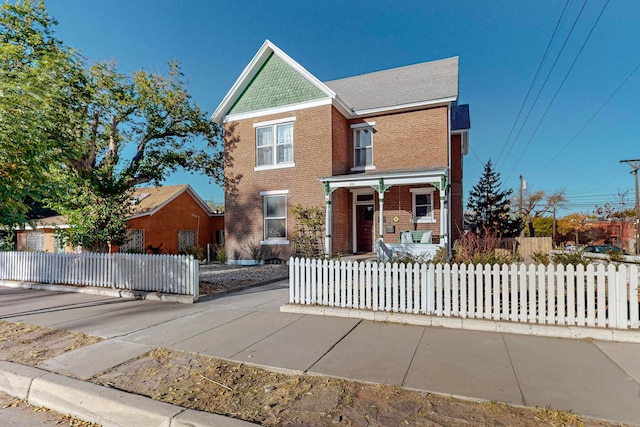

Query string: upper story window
[255,117,295,169]
[351,122,375,170]
[410,188,436,223]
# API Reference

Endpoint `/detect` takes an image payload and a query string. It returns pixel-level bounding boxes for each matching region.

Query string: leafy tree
[530,216,553,237]
[513,188,545,237]
[465,160,523,237]
[513,188,566,238]
[0,0,84,228]
[2,2,223,251]
[49,60,222,251]
[557,213,591,245]
[546,190,567,246]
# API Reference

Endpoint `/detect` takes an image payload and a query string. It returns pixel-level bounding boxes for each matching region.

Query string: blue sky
[46,0,639,215]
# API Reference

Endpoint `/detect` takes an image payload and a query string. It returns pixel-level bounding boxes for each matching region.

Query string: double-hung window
[352,122,375,170]
[410,188,435,223]
[261,191,288,243]
[255,118,294,168]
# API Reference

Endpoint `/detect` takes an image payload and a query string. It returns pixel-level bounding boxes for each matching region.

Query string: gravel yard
[199,262,288,296]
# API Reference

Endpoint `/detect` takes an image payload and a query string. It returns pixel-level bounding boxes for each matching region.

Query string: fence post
[607,264,617,328]
[616,265,628,329]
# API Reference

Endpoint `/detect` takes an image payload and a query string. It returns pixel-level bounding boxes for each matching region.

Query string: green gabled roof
[228,53,327,115]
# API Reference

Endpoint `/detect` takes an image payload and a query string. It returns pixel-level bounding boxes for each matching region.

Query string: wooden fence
[501,237,552,262]
[0,251,199,297]
[289,257,639,330]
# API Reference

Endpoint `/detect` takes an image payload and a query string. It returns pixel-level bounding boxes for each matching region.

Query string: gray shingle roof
[324,56,458,112]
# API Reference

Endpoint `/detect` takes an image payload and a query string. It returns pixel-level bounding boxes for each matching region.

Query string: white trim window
[263,194,287,242]
[178,230,197,252]
[26,231,44,252]
[256,121,294,168]
[120,229,144,253]
[410,188,436,223]
[352,123,374,169]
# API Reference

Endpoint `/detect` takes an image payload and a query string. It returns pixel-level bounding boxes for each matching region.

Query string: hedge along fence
[0,251,199,297]
[289,257,639,330]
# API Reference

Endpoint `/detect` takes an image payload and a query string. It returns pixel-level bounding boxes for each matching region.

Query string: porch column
[434,175,449,247]
[323,182,337,256]
[371,178,392,242]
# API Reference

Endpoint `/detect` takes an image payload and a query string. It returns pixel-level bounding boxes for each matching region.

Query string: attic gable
[228,53,327,115]
[211,40,342,124]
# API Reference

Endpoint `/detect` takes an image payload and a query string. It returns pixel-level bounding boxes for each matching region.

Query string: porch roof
[319,168,447,190]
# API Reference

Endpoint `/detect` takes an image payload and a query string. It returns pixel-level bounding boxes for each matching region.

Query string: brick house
[212,40,470,264]
[16,185,224,255]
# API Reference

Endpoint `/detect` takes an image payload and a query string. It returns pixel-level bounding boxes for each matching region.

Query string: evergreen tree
[465,160,523,237]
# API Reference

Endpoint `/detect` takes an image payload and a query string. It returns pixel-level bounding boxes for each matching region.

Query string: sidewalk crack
[305,318,363,373]
[502,333,528,406]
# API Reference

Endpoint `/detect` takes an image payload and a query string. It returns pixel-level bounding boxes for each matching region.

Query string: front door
[356,204,374,252]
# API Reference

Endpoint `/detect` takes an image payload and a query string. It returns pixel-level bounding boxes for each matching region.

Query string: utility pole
[519,174,524,217]
[620,159,640,255]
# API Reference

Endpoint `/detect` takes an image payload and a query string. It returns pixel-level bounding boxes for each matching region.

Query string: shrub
[393,253,431,265]
[181,245,204,261]
[531,251,550,265]
[429,246,449,264]
[450,229,520,265]
[550,249,590,266]
[215,245,227,263]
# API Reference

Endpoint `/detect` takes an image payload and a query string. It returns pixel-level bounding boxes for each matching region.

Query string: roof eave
[351,96,457,118]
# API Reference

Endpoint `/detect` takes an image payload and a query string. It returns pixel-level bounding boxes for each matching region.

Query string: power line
[497,0,588,172]
[468,146,484,166]
[505,0,611,182]
[540,60,640,171]
[494,0,570,167]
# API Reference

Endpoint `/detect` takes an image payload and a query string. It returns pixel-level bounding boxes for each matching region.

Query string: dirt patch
[93,347,624,427]
[0,391,100,426]
[0,321,101,365]
[199,263,288,296]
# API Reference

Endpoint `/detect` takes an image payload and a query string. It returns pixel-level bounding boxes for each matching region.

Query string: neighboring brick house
[16,185,224,255]
[212,40,470,264]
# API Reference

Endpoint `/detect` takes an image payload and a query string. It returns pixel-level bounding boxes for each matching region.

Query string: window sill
[350,165,376,172]
[254,163,295,172]
[411,218,436,224]
[260,239,290,245]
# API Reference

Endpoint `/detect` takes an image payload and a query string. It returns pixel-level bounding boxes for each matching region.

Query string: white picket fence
[0,251,199,297]
[289,257,640,330]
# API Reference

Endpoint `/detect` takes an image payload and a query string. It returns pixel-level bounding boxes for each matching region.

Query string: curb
[0,360,256,426]
[280,304,640,343]
[0,280,196,304]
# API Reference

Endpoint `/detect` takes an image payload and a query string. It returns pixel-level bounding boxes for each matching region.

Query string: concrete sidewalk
[0,282,639,426]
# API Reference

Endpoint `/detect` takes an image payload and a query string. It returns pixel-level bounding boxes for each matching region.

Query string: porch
[319,169,451,258]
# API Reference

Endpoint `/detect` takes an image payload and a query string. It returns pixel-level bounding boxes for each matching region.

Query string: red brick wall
[373,186,442,244]
[223,103,456,260]
[126,191,214,254]
[224,105,334,261]
[450,133,464,242]
[346,106,449,170]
